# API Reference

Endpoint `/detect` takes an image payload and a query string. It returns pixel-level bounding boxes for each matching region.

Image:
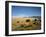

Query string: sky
[12,6,41,17]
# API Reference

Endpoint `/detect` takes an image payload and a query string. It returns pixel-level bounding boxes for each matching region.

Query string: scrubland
[12,17,41,31]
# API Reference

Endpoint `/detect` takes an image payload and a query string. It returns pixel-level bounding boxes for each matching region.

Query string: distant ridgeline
[23,16,41,18]
[31,16,41,18]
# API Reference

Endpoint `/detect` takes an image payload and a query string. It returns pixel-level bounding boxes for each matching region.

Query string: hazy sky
[12,6,41,17]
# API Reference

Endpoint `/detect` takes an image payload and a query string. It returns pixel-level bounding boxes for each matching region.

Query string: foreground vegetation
[12,17,41,31]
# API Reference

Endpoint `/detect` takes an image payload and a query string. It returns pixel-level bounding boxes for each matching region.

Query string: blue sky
[12,6,41,17]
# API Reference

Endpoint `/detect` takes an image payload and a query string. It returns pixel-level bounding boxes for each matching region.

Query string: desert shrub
[34,19,37,21]
[17,21,19,23]
[26,19,30,22]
